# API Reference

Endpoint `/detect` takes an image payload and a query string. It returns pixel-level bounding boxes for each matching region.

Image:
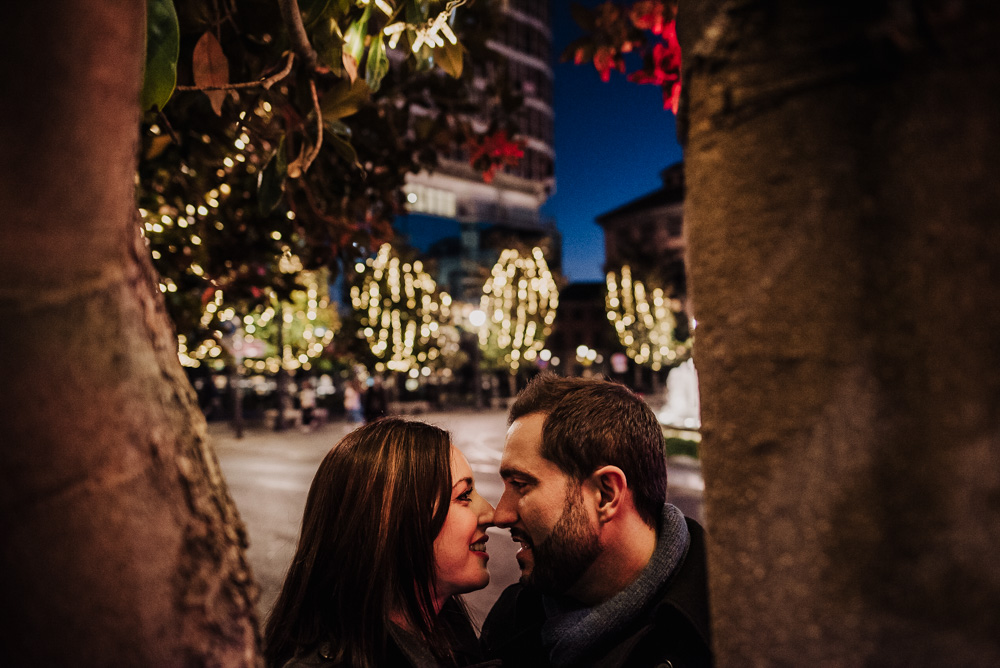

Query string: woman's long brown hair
[263,418,457,668]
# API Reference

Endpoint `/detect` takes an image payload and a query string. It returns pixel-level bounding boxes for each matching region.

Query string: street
[212,409,704,626]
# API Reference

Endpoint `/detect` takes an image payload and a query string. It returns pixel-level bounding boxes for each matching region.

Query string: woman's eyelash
[457,489,473,501]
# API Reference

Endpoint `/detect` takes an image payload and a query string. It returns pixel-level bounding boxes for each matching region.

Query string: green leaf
[343,4,371,67]
[141,0,180,111]
[144,134,173,160]
[365,35,389,92]
[405,0,424,24]
[325,131,362,170]
[324,119,352,139]
[297,0,332,26]
[433,38,464,79]
[319,77,371,120]
[258,136,287,214]
[312,17,345,76]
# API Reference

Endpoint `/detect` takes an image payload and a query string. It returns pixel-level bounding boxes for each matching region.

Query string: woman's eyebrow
[452,476,473,490]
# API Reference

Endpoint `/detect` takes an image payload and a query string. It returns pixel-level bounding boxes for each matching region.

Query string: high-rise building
[400,0,559,302]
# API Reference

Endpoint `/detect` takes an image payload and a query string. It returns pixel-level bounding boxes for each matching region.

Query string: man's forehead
[501,412,550,470]
[504,412,544,446]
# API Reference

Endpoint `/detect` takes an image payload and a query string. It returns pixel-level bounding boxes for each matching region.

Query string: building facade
[543,161,690,392]
[597,161,686,300]
[401,0,559,302]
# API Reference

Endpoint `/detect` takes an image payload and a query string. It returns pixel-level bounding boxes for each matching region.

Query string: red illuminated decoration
[627,23,682,113]
[468,130,525,183]
[563,0,682,114]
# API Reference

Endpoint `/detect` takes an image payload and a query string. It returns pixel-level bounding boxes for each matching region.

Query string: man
[481,374,712,667]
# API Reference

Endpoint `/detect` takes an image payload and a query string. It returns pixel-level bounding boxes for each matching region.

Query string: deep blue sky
[544,1,684,282]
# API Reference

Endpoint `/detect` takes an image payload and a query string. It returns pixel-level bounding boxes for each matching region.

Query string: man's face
[495,412,601,594]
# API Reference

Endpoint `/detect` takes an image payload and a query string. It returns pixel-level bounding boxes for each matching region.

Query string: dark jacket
[280,600,492,668]
[480,517,712,668]
[280,638,412,668]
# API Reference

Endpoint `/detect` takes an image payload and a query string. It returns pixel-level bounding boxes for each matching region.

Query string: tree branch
[277,0,319,70]
[301,80,323,174]
[175,51,295,92]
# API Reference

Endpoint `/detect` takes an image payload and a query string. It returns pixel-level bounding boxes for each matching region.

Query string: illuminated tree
[605,265,690,372]
[349,244,452,374]
[138,0,523,355]
[181,266,338,376]
[479,247,559,381]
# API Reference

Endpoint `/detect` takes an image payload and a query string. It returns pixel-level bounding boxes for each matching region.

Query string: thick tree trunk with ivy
[679,2,1000,665]
[0,2,259,664]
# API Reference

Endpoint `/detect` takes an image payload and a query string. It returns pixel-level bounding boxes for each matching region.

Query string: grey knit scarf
[539,503,690,667]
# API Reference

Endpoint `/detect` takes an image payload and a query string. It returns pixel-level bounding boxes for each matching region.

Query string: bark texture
[679,1,1000,665]
[0,2,259,664]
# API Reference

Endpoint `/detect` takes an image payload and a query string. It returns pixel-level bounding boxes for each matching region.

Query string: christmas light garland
[177,267,337,373]
[350,243,452,373]
[606,265,690,371]
[479,247,558,371]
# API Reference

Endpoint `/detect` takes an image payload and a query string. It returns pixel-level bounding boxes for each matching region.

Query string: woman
[264,418,495,668]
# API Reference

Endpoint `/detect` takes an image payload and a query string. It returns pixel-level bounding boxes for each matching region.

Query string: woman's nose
[476,493,495,525]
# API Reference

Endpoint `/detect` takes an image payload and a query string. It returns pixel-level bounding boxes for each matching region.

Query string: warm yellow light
[606,265,691,369]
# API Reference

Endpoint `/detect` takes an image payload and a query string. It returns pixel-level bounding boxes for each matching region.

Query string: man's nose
[492,489,518,527]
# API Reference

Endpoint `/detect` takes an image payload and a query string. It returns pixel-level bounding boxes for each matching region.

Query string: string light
[351,244,451,372]
[359,0,395,17]
[479,247,558,371]
[606,265,690,371]
[382,0,466,51]
[178,270,337,371]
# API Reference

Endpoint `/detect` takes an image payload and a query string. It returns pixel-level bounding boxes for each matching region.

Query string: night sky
[545,1,684,283]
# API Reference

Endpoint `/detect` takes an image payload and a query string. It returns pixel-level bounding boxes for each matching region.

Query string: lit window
[403,184,457,218]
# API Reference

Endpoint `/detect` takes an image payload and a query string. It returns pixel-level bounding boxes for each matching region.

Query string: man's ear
[588,465,627,522]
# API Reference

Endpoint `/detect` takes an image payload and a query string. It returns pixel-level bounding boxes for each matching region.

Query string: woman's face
[432,446,495,605]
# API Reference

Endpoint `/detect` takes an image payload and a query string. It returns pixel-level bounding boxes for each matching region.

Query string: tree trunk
[679,2,1000,665]
[0,2,259,664]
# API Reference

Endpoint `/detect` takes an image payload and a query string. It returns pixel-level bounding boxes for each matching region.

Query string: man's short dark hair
[509,373,667,527]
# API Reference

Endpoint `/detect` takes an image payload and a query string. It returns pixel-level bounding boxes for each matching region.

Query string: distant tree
[193,266,339,376]
[605,264,690,372]
[348,243,453,375]
[479,247,559,392]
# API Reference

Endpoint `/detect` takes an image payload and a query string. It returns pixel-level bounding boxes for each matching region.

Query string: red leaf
[663,81,681,114]
[193,32,228,114]
[193,32,228,87]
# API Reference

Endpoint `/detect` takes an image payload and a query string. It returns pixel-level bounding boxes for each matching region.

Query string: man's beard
[524,486,601,594]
